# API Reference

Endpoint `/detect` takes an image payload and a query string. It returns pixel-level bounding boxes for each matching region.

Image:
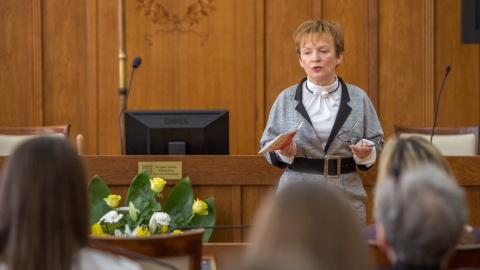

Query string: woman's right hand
[279,141,297,157]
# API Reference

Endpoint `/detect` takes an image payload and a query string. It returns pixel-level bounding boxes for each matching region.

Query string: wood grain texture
[378,0,428,139]
[1,155,479,242]
[323,0,370,92]
[0,0,479,156]
[42,0,88,143]
[0,0,36,126]
[93,0,263,155]
[202,243,251,269]
[435,0,480,127]
[265,0,311,113]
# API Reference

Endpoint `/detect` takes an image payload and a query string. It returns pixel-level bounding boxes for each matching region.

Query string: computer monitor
[124,110,229,155]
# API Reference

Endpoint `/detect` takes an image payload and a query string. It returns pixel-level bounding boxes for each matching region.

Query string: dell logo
[165,117,189,125]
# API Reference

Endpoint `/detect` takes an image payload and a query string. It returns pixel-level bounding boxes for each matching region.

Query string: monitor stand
[168,141,186,155]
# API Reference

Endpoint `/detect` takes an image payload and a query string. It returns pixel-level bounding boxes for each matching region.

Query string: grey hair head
[374,163,467,265]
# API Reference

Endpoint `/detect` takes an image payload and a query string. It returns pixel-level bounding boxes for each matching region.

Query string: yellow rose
[103,194,121,208]
[91,223,104,236]
[150,177,166,193]
[161,225,168,233]
[171,229,184,235]
[136,226,150,237]
[192,198,208,216]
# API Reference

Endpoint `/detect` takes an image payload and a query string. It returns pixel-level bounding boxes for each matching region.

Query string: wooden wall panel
[96,0,124,155]
[94,0,265,155]
[263,0,376,134]
[42,0,88,144]
[0,0,39,126]
[0,0,479,155]
[323,0,370,92]
[265,0,311,113]
[378,0,430,138]
[435,0,480,127]
[241,186,276,242]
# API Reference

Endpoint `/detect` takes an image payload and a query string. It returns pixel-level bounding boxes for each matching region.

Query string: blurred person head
[0,137,89,270]
[374,164,467,267]
[244,182,371,270]
[293,20,344,86]
[376,135,452,183]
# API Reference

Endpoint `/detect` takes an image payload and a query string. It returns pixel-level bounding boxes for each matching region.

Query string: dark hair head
[0,137,88,270]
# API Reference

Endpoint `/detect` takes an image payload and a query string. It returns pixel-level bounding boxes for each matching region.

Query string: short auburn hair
[293,20,345,57]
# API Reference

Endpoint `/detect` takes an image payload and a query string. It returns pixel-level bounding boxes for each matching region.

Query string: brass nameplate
[138,162,182,179]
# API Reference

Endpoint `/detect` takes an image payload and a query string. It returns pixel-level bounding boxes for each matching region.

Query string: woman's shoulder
[279,83,299,95]
[75,247,143,270]
[344,82,368,97]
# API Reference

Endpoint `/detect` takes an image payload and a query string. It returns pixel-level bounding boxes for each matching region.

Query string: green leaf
[163,178,194,228]
[87,175,111,226]
[125,170,151,206]
[190,197,216,242]
[151,201,162,212]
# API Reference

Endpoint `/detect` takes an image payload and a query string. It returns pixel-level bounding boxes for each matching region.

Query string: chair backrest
[89,229,204,270]
[0,125,70,156]
[447,243,480,269]
[394,125,480,156]
[368,241,480,269]
[367,240,390,268]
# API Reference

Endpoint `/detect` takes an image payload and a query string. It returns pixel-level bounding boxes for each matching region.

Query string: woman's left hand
[349,142,373,160]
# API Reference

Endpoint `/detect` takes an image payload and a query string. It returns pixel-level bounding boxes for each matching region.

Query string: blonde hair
[245,182,370,270]
[376,135,452,183]
[293,20,345,56]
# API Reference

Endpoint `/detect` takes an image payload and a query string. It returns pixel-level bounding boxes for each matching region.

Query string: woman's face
[298,33,343,86]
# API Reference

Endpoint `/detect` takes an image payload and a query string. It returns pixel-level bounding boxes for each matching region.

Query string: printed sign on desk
[138,161,182,179]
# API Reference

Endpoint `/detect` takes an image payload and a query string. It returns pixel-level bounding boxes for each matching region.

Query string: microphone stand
[430,66,451,143]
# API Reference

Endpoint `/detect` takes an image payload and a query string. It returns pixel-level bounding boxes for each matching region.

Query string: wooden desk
[202,243,251,270]
[1,155,479,243]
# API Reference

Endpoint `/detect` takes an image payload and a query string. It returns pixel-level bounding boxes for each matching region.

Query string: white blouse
[277,76,376,167]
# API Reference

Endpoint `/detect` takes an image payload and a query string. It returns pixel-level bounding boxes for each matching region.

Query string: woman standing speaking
[260,20,384,227]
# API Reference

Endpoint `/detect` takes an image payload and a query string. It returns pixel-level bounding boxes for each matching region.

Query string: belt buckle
[325,155,341,179]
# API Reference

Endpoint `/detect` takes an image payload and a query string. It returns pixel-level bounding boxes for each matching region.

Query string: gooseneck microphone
[119,56,142,155]
[430,65,451,143]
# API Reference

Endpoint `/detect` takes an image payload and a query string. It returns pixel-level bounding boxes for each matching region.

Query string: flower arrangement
[88,170,216,242]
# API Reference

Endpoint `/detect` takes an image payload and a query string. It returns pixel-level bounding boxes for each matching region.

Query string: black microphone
[119,56,142,155]
[430,65,451,143]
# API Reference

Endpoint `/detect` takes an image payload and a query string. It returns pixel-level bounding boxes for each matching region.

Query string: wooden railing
[1,155,479,243]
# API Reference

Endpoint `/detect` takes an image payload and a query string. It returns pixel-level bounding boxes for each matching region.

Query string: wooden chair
[368,241,480,269]
[447,243,480,269]
[394,125,480,156]
[0,125,71,156]
[76,134,85,155]
[90,229,204,270]
[367,240,390,269]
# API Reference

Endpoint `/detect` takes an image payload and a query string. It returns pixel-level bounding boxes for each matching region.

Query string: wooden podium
[0,155,479,243]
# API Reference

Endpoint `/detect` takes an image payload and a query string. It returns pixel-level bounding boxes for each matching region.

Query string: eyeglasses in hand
[337,123,381,148]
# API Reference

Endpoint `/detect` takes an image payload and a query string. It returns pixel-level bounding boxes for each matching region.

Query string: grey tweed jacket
[260,76,384,227]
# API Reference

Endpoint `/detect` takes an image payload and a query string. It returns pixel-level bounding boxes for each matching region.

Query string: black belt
[288,156,357,178]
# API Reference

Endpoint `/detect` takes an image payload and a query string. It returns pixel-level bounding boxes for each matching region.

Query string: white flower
[99,210,123,223]
[151,212,171,226]
[114,229,123,237]
[149,216,158,235]
[129,202,138,222]
[125,224,132,236]
[114,224,133,237]
[117,206,140,213]
[131,225,139,236]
